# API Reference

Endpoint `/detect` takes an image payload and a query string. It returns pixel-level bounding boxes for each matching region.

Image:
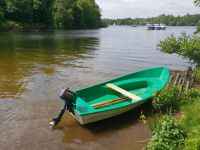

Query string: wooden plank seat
[106,83,141,101]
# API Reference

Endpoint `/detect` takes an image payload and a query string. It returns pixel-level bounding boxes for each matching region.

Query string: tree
[194,0,200,33]
[53,0,101,29]
[0,0,6,25]
[195,0,200,6]
[52,0,74,29]
[32,0,54,26]
[104,14,200,26]
[75,0,101,28]
[158,32,200,65]
[0,0,103,30]
[4,0,33,23]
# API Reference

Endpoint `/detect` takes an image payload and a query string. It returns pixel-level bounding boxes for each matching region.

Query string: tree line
[0,0,107,31]
[104,14,200,26]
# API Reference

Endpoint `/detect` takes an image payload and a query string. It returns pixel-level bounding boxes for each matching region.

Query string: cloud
[96,0,200,19]
[122,0,137,3]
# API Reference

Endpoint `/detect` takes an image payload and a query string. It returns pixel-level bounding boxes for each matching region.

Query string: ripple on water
[0,26,195,150]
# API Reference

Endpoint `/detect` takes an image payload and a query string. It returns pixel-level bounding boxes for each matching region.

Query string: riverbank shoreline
[144,66,200,149]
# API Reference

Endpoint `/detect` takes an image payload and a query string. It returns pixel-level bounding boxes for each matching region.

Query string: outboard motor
[59,88,77,112]
[49,88,77,127]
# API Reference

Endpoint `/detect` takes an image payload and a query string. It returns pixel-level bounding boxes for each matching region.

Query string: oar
[93,97,131,109]
[92,91,142,109]
[92,97,129,107]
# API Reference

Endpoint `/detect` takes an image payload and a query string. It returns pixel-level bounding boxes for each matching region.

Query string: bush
[184,88,200,100]
[157,34,181,54]
[153,86,180,113]
[4,21,23,31]
[158,32,200,65]
[146,115,186,150]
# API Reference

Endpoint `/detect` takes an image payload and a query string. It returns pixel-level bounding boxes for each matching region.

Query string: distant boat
[113,22,116,26]
[146,23,166,30]
[132,25,137,27]
[154,24,161,30]
[146,24,155,30]
[160,24,166,30]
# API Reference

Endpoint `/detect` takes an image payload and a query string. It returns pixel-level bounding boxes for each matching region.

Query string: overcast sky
[96,0,200,19]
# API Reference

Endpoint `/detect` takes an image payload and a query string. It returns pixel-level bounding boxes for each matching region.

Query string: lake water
[0,26,195,150]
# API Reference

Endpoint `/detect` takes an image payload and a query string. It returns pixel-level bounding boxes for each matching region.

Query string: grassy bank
[144,67,200,150]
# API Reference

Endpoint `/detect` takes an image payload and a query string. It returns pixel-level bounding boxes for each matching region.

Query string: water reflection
[0,26,196,150]
[0,31,99,99]
[60,102,152,150]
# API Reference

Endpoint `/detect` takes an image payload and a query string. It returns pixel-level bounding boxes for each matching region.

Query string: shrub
[157,34,181,54]
[184,88,200,100]
[5,21,23,30]
[145,115,187,150]
[158,32,200,65]
[153,86,180,113]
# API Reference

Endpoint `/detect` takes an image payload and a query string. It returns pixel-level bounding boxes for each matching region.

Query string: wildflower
[139,110,147,124]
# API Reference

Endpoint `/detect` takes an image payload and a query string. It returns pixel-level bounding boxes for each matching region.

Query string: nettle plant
[145,115,187,150]
[153,86,180,113]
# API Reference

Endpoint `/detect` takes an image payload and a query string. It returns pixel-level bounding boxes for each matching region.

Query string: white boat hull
[70,101,145,125]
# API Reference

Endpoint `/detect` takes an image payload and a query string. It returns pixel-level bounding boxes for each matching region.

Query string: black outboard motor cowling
[60,88,77,103]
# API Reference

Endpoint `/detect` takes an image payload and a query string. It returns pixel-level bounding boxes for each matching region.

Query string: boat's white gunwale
[70,100,146,125]
[76,97,150,116]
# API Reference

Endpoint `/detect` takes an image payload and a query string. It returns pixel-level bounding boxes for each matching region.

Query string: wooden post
[182,73,186,86]
[174,73,180,86]
[194,67,197,81]
[169,75,174,83]
[179,84,184,93]
[167,75,174,88]
[185,80,190,91]
[186,66,193,78]
[191,73,195,87]
[178,78,183,86]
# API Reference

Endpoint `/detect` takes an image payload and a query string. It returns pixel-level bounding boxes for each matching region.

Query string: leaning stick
[179,84,184,93]
[178,78,183,86]
[185,81,190,91]
[174,73,180,86]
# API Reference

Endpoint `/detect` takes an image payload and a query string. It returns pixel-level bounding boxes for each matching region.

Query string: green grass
[195,67,200,82]
[180,88,200,150]
[181,99,200,150]
[181,99,200,139]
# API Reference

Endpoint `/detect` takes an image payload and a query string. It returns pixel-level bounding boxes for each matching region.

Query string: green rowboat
[65,66,170,125]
